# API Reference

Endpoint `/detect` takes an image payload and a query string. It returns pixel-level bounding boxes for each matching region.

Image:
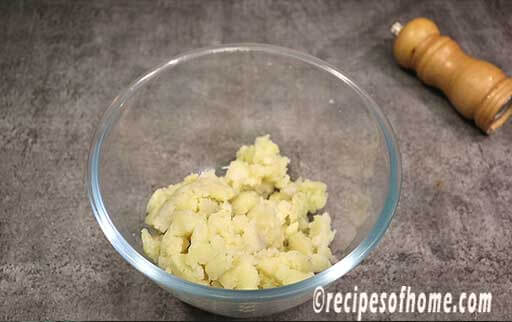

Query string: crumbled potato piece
[231,191,259,216]
[283,250,313,272]
[288,231,314,256]
[205,252,233,281]
[198,198,219,217]
[309,213,336,250]
[141,228,161,262]
[142,135,340,289]
[219,256,260,290]
[311,253,332,272]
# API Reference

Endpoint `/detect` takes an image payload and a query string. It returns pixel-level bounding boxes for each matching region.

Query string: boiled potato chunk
[205,252,233,281]
[219,257,260,290]
[288,231,314,256]
[141,135,341,289]
[311,253,332,272]
[198,198,219,217]
[309,213,336,250]
[141,228,161,262]
[231,191,260,216]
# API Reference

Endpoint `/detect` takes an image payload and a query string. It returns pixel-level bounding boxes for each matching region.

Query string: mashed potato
[141,135,336,289]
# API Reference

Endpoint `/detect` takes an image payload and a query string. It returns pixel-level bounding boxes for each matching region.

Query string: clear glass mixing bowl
[87,43,401,317]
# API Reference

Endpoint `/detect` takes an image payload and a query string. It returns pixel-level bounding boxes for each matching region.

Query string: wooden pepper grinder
[391,18,512,134]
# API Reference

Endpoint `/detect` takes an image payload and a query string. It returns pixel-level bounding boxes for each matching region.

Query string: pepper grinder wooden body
[391,18,512,134]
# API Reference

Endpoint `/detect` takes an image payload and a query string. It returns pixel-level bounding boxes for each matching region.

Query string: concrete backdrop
[1,0,511,320]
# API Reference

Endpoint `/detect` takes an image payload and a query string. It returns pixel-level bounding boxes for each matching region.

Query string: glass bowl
[87,43,401,318]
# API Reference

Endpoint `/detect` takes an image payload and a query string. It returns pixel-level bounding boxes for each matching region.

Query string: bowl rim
[87,43,402,302]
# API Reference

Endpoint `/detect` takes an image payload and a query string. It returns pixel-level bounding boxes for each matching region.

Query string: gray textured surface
[1,0,511,320]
